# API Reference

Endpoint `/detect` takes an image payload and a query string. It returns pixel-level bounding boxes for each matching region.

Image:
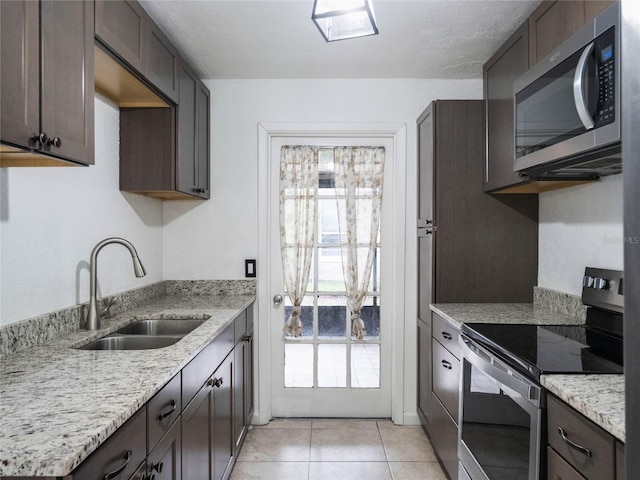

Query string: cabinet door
[0,0,39,150]
[548,446,587,480]
[177,61,199,196]
[182,381,213,480]
[244,321,254,426]
[483,22,529,192]
[147,22,180,103]
[147,372,182,454]
[95,0,148,74]
[233,342,246,454]
[196,81,211,199]
[529,1,584,65]
[417,317,432,427]
[147,419,181,480]
[40,0,94,165]
[212,354,234,480]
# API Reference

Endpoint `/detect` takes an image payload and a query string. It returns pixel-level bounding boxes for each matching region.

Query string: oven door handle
[460,336,542,408]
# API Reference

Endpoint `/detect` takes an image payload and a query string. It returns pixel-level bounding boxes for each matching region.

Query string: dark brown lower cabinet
[181,352,234,480]
[547,394,624,480]
[417,318,432,426]
[147,420,181,480]
[430,392,458,480]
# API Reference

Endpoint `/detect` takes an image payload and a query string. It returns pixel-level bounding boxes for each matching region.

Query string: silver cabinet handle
[441,360,453,370]
[558,427,593,457]
[573,41,596,130]
[104,450,132,480]
[441,331,453,340]
[158,399,177,420]
[273,294,283,306]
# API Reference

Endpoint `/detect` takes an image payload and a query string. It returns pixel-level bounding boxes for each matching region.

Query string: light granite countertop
[0,294,255,477]
[541,374,625,442]
[430,303,586,330]
[430,303,625,442]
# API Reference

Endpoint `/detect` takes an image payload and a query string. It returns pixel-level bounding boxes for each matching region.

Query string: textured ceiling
[140,0,541,80]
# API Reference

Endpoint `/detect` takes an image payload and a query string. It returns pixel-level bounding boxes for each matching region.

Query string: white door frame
[255,122,407,425]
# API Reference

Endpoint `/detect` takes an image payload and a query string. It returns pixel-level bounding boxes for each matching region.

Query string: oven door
[458,335,545,480]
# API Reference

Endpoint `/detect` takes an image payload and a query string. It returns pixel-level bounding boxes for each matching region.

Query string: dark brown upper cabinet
[529,0,616,66]
[483,22,530,193]
[177,62,211,199]
[1,0,94,167]
[119,58,210,200]
[95,0,179,104]
[95,0,148,74]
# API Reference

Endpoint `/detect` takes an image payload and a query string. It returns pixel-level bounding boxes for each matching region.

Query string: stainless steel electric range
[458,267,624,480]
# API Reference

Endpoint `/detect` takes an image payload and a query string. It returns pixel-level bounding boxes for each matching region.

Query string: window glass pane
[317,247,344,292]
[357,296,380,340]
[318,296,347,339]
[318,149,335,190]
[284,296,314,339]
[318,199,341,244]
[351,344,380,388]
[285,344,314,388]
[318,344,346,388]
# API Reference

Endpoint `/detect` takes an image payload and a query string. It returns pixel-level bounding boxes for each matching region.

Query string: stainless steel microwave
[513,3,621,179]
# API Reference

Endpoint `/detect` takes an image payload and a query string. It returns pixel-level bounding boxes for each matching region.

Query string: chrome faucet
[85,237,146,330]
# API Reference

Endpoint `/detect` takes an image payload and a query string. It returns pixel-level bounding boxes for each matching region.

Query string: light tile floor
[230,419,448,480]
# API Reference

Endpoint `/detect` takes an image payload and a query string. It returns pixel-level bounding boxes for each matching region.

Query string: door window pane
[318,344,346,388]
[318,296,347,339]
[285,344,313,388]
[351,344,380,388]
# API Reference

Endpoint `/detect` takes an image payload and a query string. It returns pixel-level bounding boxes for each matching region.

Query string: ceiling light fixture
[312,0,379,42]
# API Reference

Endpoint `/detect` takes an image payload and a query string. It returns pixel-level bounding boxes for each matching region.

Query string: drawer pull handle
[441,332,453,340]
[242,333,253,342]
[441,360,453,370]
[213,377,224,388]
[558,427,593,457]
[158,399,177,420]
[104,450,132,480]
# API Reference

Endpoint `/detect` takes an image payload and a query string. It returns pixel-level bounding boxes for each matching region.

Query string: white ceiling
[140,0,541,80]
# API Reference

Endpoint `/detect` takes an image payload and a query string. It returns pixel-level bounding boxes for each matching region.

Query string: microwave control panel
[595,27,616,128]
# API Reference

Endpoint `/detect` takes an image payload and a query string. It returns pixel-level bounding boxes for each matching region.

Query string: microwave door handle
[573,41,596,130]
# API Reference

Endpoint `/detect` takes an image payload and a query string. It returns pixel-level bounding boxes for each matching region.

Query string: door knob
[273,294,283,306]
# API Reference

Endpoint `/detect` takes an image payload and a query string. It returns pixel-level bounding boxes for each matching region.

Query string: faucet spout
[86,237,147,330]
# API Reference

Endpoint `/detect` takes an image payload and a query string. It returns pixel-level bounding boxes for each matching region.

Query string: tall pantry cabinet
[416,100,539,479]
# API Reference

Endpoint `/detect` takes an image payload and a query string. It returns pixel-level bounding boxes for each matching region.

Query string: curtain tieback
[351,312,366,340]
[283,305,303,337]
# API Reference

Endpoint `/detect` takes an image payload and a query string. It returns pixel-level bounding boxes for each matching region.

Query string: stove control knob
[593,277,608,290]
[583,275,594,287]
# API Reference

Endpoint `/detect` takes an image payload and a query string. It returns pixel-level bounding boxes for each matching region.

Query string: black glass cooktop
[462,323,624,381]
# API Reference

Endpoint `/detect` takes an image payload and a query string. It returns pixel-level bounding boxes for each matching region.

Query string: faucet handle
[101,297,118,317]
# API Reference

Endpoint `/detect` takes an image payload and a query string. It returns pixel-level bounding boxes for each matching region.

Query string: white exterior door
[269,136,394,418]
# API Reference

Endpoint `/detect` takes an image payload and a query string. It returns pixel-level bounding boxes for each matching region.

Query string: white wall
[538,174,624,295]
[163,78,483,280]
[0,96,164,325]
[162,78,483,423]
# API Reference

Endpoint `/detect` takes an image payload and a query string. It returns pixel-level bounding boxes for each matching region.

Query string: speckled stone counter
[430,303,585,330]
[541,374,625,442]
[0,293,255,477]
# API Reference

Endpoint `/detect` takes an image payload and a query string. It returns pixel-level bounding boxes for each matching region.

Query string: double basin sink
[77,318,207,351]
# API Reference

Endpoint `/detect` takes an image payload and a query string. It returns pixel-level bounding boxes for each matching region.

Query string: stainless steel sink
[77,335,182,351]
[114,318,207,336]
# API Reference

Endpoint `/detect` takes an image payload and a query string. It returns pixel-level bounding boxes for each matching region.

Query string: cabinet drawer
[548,446,586,480]
[432,313,460,359]
[147,372,182,453]
[182,323,234,407]
[616,441,625,480]
[430,392,458,480]
[71,407,146,479]
[432,338,460,420]
[547,395,615,480]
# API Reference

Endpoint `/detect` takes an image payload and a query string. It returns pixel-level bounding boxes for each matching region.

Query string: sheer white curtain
[334,146,385,340]
[280,145,318,337]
